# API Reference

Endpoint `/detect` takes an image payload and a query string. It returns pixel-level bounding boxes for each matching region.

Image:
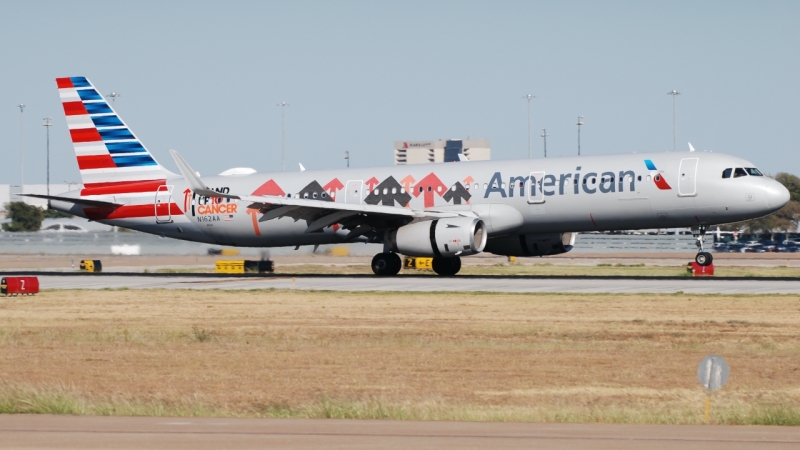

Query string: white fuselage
[53,151,789,252]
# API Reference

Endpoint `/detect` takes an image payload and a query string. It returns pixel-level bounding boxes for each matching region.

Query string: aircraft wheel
[432,256,462,276]
[372,253,401,276]
[695,252,713,266]
[389,253,402,275]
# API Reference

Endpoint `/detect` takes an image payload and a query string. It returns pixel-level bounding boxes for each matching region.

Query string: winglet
[169,149,240,199]
[688,142,696,152]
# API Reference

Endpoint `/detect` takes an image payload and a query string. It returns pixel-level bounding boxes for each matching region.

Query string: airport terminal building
[394,139,490,165]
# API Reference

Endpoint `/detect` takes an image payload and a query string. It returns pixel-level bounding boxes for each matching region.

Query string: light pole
[522,94,535,158]
[576,115,584,156]
[277,101,290,171]
[106,92,121,107]
[344,151,350,168]
[540,128,549,158]
[667,90,680,152]
[43,117,53,206]
[18,104,25,192]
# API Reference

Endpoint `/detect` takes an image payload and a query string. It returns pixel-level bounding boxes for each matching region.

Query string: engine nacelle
[388,217,487,257]
[484,232,577,257]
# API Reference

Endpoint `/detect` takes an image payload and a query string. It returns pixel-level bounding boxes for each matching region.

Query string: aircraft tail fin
[56,77,175,191]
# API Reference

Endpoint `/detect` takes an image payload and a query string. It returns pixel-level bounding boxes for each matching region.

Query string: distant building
[394,139,490,165]
[0,184,73,211]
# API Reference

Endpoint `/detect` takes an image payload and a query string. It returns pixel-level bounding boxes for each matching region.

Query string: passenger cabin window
[733,168,748,178]
[722,168,732,179]
[745,168,763,176]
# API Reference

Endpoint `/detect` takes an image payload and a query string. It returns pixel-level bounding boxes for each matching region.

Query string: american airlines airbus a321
[25,77,791,276]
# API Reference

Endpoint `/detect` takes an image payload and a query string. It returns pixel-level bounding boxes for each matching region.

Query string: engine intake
[485,232,577,257]
[389,217,486,257]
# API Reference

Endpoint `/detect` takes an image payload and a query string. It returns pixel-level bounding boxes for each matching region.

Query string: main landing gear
[370,253,463,276]
[431,256,461,276]
[693,225,713,266]
[371,253,402,276]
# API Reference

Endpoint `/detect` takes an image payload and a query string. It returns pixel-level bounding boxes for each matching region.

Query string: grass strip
[2,385,799,425]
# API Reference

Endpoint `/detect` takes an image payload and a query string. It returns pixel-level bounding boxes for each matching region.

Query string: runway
[1,415,798,450]
[11,273,800,294]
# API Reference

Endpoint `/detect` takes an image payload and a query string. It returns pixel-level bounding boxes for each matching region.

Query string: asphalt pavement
[1,415,798,450]
[13,273,800,294]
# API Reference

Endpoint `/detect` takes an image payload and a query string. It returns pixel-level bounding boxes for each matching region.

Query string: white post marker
[697,355,730,422]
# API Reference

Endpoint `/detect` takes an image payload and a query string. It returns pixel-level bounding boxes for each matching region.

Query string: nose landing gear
[693,225,713,266]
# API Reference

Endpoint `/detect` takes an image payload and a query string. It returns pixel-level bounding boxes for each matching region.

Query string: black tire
[372,253,402,276]
[371,253,391,276]
[389,253,402,275]
[695,252,713,266]
[432,256,462,276]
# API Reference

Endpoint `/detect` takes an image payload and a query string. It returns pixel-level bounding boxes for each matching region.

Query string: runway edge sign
[697,355,730,422]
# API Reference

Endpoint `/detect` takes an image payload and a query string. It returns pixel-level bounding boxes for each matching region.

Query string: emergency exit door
[155,185,173,223]
[345,180,363,204]
[678,158,698,197]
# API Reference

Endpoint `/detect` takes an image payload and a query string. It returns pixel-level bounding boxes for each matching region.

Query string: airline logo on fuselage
[644,160,672,190]
[482,166,638,198]
[482,160,672,198]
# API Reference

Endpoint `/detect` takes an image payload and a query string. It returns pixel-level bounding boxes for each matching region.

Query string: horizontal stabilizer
[20,193,122,208]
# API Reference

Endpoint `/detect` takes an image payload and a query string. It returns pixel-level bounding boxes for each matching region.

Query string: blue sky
[1,0,798,186]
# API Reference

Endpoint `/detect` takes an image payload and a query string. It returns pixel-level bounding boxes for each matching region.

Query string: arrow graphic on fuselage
[251,179,285,197]
[322,178,344,200]
[183,188,191,213]
[414,172,447,208]
[400,175,415,195]
[365,177,380,192]
[246,207,261,236]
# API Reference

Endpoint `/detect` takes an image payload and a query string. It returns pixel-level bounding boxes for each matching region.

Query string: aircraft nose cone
[764,181,790,209]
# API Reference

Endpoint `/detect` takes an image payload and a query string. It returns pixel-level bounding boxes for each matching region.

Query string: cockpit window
[733,168,748,178]
[722,168,732,179]
[745,168,763,176]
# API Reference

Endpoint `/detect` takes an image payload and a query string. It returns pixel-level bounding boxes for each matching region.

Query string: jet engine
[388,217,486,257]
[484,232,577,257]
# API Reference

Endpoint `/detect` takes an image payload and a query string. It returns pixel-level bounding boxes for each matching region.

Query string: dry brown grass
[1,289,799,423]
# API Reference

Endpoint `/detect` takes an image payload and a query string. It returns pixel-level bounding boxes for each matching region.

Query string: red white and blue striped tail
[56,76,175,194]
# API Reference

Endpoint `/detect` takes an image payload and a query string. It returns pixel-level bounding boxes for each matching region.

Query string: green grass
[2,385,799,425]
[458,263,800,278]
[0,384,218,417]
[240,262,800,278]
[154,268,212,274]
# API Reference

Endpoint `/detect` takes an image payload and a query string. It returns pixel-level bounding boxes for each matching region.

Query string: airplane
[25,77,791,276]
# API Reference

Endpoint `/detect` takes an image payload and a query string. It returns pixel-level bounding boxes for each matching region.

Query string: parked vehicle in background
[758,240,779,252]
[721,243,741,252]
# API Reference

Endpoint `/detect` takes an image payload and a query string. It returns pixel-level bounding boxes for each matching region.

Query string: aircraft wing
[170,150,466,239]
